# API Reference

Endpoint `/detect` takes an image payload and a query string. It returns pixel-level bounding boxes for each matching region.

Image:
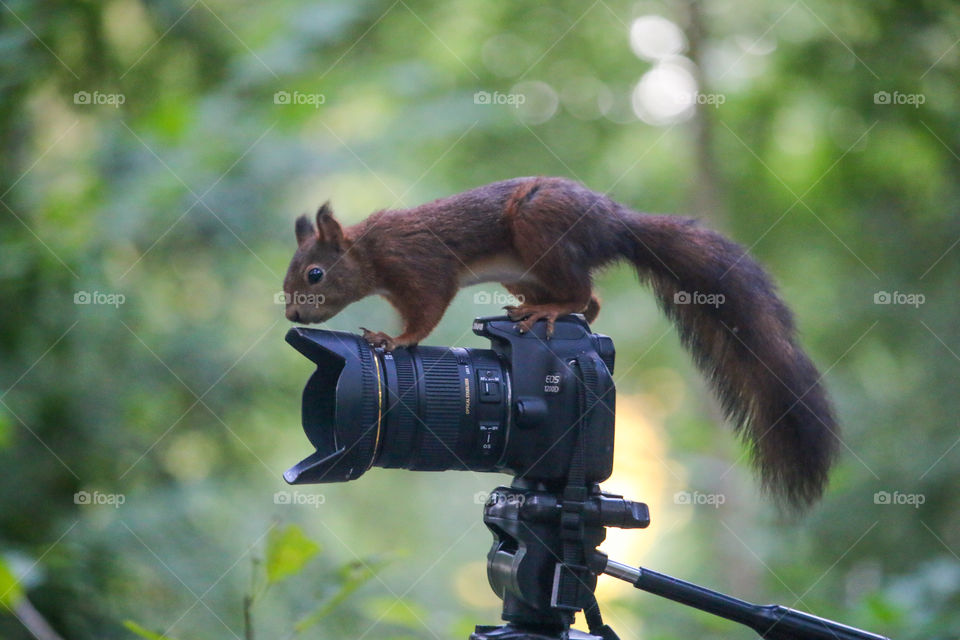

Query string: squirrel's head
[283,202,369,324]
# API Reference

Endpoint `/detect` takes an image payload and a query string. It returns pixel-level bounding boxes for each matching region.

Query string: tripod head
[472,480,891,640]
[474,482,648,640]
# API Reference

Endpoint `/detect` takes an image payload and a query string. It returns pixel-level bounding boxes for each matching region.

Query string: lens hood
[284,327,382,484]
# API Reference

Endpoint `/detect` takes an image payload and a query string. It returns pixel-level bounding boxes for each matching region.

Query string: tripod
[471,481,891,640]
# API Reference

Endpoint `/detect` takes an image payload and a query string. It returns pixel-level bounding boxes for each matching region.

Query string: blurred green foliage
[1,0,959,638]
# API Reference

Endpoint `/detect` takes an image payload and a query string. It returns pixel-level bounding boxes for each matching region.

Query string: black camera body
[284,315,616,487]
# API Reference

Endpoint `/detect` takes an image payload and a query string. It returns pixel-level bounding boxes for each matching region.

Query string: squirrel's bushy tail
[618,210,838,508]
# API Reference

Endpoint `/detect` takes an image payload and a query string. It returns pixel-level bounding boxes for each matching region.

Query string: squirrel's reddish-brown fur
[283,176,839,508]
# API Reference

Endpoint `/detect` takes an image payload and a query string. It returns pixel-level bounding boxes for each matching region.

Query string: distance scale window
[476,368,502,455]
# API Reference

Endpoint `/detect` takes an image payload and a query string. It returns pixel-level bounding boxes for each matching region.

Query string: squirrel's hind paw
[505,303,589,338]
[503,305,526,322]
[503,305,561,338]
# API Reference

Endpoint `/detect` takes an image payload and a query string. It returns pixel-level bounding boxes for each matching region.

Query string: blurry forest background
[1,0,959,638]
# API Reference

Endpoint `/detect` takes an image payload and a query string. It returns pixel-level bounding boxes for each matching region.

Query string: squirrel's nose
[286,307,301,322]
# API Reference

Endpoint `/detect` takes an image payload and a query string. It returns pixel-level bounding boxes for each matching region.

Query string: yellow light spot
[595,394,687,602]
[454,560,502,609]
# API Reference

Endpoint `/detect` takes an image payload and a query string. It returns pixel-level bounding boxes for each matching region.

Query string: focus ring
[417,350,465,469]
[387,350,418,466]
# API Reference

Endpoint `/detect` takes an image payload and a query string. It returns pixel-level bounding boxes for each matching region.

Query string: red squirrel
[283,176,838,508]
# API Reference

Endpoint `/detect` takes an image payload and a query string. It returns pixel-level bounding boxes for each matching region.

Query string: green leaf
[266,524,321,585]
[0,408,11,449]
[0,557,24,610]
[862,591,905,625]
[123,620,180,640]
[294,557,389,633]
[364,595,430,629]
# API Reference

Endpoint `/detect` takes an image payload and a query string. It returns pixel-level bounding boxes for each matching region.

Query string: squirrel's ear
[315,201,345,249]
[295,214,316,245]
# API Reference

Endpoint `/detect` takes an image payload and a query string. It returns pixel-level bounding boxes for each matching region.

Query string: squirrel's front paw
[360,327,397,351]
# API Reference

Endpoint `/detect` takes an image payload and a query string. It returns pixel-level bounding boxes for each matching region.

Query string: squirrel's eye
[307,267,324,284]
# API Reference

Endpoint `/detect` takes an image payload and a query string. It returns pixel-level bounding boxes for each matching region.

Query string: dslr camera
[284,315,615,487]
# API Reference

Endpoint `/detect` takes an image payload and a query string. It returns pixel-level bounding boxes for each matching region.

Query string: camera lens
[377,346,509,471]
[284,328,510,483]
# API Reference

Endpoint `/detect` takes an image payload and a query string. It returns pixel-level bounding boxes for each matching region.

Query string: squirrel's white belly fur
[457,253,539,288]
